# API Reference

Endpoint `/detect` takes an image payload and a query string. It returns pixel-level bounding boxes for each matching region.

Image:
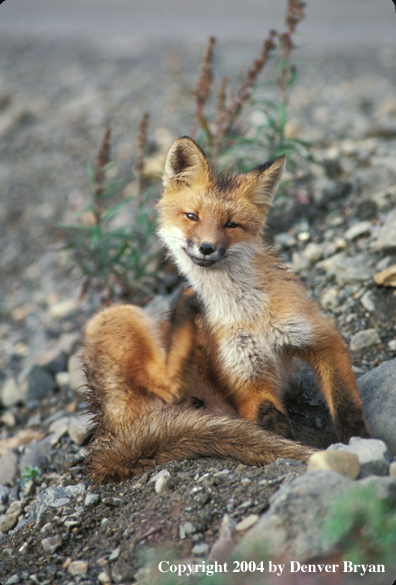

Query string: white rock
[344,221,372,241]
[328,438,391,477]
[235,514,259,532]
[68,561,88,576]
[360,290,376,312]
[304,242,324,263]
[0,378,20,408]
[68,354,87,393]
[154,470,171,494]
[56,372,70,387]
[0,411,17,428]
[109,547,120,561]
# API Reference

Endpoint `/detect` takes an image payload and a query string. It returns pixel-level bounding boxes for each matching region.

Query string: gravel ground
[0,33,396,583]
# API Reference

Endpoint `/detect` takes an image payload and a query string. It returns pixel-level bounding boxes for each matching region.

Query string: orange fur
[83,136,370,483]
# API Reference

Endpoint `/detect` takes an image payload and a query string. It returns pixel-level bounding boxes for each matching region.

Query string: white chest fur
[190,259,314,388]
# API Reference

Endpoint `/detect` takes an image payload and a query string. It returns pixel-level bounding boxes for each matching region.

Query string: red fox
[83,136,370,484]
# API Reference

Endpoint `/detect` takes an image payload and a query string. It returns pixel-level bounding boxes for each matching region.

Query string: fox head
[157,136,285,272]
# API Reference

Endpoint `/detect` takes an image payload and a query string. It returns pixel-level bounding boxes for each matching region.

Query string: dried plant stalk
[136,112,149,204]
[192,36,216,140]
[93,125,111,224]
[212,32,277,161]
[278,0,306,102]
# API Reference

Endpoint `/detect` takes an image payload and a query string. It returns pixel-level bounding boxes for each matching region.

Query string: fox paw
[258,400,295,440]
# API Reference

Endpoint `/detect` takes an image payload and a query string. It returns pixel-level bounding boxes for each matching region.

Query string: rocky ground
[0,34,396,584]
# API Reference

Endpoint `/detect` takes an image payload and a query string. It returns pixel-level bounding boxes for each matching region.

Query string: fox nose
[199,242,215,256]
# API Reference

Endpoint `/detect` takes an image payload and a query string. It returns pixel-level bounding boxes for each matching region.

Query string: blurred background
[0,0,394,46]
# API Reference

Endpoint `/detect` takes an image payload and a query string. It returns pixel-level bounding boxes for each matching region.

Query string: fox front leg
[297,328,371,443]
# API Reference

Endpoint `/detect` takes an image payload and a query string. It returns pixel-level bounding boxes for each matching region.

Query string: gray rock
[316,252,346,277]
[241,471,352,561]
[0,450,17,485]
[358,359,396,454]
[41,535,62,553]
[0,485,9,505]
[357,475,396,504]
[191,542,210,555]
[45,350,68,374]
[328,437,391,477]
[316,179,351,207]
[48,416,70,446]
[273,232,297,250]
[102,497,122,507]
[334,255,375,287]
[29,484,86,524]
[68,414,92,446]
[19,436,53,475]
[179,521,196,539]
[0,508,22,533]
[350,329,381,351]
[17,365,56,405]
[84,493,101,508]
[5,576,20,585]
[111,562,134,584]
[376,207,396,252]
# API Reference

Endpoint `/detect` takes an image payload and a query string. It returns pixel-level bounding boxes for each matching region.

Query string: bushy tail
[86,408,315,484]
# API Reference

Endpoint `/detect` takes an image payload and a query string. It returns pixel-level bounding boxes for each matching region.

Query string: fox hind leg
[236,383,294,439]
[83,287,200,432]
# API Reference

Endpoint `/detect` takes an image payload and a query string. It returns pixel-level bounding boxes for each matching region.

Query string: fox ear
[163,136,211,188]
[243,155,286,207]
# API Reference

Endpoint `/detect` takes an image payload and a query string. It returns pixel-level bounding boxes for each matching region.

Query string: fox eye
[186,213,199,221]
[225,221,237,228]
